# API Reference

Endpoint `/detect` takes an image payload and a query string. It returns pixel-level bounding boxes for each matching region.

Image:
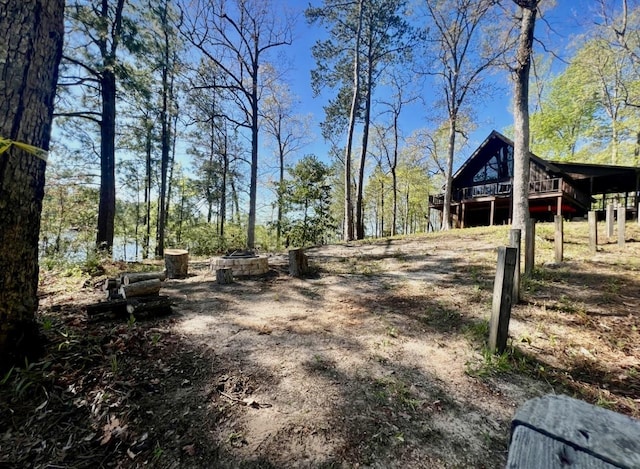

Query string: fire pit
[210,250,269,276]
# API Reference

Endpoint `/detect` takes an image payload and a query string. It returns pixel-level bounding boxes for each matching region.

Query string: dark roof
[453,130,640,195]
[551,161,639,194]
[453,130,565,182]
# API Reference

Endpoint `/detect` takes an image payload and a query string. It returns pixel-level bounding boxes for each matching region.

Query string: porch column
[461,202,466,229]
[556,196,562,217]
[490,199,495,226]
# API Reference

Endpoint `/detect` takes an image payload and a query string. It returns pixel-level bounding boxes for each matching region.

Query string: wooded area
[0,0,639,443]
[37,0,640,267]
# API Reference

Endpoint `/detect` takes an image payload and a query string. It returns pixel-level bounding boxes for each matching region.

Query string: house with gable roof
[428,131,640,228]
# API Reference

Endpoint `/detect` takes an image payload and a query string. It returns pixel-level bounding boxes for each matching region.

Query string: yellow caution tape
[0,137,48,162]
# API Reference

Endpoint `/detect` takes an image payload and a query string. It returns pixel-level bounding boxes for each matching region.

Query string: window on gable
[472,145,514,184]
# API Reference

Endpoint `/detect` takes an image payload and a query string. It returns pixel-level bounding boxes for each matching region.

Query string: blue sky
[273,0,597,170]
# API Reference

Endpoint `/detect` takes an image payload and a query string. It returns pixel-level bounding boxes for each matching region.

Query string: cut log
[288,248,309,278]
[86,299,129,317]
[122,271,166,285]
[118,278,162,299]
[164,249,189,279]
[126,295,172,316]
[102,278,121,291]
[105,288,123,300]
[216,268,233,284]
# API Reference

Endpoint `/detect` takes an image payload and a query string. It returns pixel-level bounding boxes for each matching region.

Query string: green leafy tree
[57,0,140,251]
[282,155,336,247]
[307,0,414,240]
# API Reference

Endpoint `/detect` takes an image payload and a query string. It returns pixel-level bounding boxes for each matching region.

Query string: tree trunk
[156,59,170,257]
[143,124,152,259]
[96,69,117,251]
[511,1,538,249]
[442,118,457,230]
[343,0,363,242]
[0,0,64,367]
[356,55,373,240]
[247,61,259,249]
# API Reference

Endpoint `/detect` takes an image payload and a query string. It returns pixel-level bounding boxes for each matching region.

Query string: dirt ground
[2,222,639,468]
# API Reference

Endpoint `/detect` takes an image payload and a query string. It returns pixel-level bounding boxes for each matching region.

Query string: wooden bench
[507,395,640,468]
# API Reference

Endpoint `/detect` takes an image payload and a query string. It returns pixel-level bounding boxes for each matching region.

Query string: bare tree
[424,0,507,230]
[374,72,417,236]
[261,76,312,248]
[0,0,64,365]
[180,0,293,249]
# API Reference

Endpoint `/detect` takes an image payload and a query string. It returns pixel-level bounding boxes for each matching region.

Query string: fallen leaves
[100,415,128,446]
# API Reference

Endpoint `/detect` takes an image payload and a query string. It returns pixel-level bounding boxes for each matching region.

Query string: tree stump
[288,248,309,278]
[164,249,189,278]
[216,268,234,284]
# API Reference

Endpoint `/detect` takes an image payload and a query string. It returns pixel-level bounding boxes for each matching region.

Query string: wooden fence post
[524,220,536,277]
[509,229,521,304]
[588,211,598,255]
[489,247,517,354]
[554,215,563,263]
[618,206,625,247]
[606,203,614,239]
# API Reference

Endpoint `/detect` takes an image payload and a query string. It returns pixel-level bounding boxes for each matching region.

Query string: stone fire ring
[209,255,269,277]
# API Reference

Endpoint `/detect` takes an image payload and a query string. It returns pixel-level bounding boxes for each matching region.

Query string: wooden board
[510,395,640,468]
[507,425,617,468]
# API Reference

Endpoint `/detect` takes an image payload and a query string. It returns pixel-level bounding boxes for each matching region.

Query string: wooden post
[509,229,521,304]
[490,200,495,226]
[618,206,625,247]
[606,203,614,239]
[216,268,233,284]
[556,196,562,216]
[638,202,640,226]
[489,247,517,354]
[461,202,466,228]
[164,249,189,278]
[588,211,598,255]
[288,248,309,277]
[524,219,536,277]
[554,215,563,263]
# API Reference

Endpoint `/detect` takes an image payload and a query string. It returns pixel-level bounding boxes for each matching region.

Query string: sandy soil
[2,223,639,468]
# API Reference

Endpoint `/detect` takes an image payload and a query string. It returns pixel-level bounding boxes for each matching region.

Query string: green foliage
[280,155,336,247]
[530,37,640,165]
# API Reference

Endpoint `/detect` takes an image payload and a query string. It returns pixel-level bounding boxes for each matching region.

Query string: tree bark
[442,117,457,230]
[0,0,64,366]
[96,69,117,251]
[122,271,166,285]
[343,0,363,242]
[164,248,189,278]
[511,1,538,249]
[119,278,162,299]
[289,249,309,278]
[356,48,374,240]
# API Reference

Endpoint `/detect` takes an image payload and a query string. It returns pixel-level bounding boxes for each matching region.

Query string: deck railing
[429,177,591,208]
